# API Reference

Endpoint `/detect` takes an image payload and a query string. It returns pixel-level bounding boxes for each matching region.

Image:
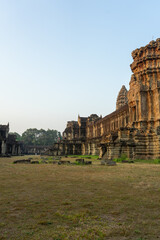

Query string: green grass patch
[67,155,98,159]
[134,159,160,164]
[114,154,160,164]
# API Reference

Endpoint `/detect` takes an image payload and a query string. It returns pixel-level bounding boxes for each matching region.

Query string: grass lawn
[0,156,160,240]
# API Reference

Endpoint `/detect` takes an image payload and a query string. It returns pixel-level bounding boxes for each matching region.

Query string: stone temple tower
[116,85,128,110]
[49,38,160,160]
[128,39,160,131]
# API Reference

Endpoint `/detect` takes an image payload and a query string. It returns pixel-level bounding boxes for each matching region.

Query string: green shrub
[153,159,160,164]
[114,153,128,162]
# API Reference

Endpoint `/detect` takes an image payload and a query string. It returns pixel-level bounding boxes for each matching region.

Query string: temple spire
[116,85,128,110]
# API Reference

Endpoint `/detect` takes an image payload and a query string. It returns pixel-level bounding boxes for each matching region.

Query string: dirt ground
[0,155,160,240]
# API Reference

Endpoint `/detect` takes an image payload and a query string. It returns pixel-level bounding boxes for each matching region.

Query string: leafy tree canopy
[12,128,61,146]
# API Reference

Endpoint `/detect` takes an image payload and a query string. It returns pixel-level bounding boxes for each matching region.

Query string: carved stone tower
[128,38,160,131]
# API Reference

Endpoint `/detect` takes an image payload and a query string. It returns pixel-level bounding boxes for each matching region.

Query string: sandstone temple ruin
[48,39,160,160]
[0,124,22,156]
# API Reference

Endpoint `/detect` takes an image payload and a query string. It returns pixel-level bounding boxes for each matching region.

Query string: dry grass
[0,156,160,240]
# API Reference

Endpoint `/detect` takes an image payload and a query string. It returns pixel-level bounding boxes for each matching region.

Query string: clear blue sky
[0,0,159,134]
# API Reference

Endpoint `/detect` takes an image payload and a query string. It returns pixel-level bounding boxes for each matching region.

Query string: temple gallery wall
[47,39,160,160]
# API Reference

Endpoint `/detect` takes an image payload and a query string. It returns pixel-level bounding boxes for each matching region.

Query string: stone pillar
[136,100,139,122]
[65,144,68,155]
[93,126,95,138]
[88,143,91,155]
[1,141,6,155]
[95,125,97,137]
[73,145,75,155]
[99,146,103,158]
[82,143,85,155]
[18,146,21,155]
[91,143,95,155]
[100,123,103,136]
[12,144,16,155]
